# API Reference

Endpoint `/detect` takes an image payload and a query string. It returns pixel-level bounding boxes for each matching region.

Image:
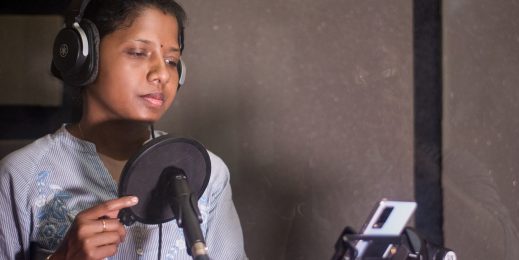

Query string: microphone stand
[163,166,210,260]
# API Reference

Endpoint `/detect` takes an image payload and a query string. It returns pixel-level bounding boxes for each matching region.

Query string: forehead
[108,7,180,47]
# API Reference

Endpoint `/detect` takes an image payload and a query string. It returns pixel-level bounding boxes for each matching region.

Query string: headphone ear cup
[51,19,99,87]
[177,58,186,88]
[52,25,88,82]
[75,19,99,86]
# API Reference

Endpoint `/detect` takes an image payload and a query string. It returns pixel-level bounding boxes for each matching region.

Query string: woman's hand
[51,196,139,260]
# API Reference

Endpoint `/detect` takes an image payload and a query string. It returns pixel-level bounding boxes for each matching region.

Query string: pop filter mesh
[118,136,211,224]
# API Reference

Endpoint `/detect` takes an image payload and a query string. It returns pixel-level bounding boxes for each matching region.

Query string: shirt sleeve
[0,160,31,260]
[204,154,248,260]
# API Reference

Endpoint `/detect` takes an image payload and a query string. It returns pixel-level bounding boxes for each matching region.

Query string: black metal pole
[413,0,444,246]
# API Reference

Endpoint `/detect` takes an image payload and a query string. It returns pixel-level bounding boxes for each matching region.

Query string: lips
[141,93,164,106]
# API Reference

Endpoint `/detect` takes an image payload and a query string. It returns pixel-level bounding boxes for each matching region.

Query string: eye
[126,49,149,58]
[164,58,178,67]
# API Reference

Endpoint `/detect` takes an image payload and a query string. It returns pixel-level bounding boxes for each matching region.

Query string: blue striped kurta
[0,126,247,259]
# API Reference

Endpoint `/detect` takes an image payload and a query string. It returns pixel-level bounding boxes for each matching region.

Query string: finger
[90,231,123,247]
[76,235,120,260]
[96,218,127,241]
[75,218,127,241]
[95,244,119,259]
[79,196,138,220]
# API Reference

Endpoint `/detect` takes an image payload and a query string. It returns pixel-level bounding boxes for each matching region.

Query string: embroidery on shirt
[35,171,76,249]
[198,195,209,233]
[166,228,186,259]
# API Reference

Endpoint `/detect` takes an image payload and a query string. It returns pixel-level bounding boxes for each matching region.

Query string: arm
[0,161,139,260]
[0,162,31,260]
[204,155,247,260]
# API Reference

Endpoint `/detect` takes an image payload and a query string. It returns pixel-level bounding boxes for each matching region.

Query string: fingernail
[129,196,139,204]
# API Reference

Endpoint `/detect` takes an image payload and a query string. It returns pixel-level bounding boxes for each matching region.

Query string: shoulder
[0,126,86,181]
[208,151,229,176]
[207,150,231,184]
[202,149,234,201]
[0,134,55,180]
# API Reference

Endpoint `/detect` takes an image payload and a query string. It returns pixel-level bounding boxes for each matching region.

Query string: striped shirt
[0,125,247,260]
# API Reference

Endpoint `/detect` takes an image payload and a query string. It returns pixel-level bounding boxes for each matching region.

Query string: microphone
[118,136,211,259]
[158,166,208,258]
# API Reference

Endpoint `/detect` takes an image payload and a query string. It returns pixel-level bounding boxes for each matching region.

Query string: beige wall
[443,0,519,259]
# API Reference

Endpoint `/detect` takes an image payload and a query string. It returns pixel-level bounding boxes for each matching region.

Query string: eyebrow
[134,39,180,53]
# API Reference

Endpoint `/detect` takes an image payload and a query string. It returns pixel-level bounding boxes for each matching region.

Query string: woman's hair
[83,0,187,40]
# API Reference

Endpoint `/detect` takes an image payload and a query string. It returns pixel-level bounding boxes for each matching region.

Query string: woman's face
[84,7,181,123]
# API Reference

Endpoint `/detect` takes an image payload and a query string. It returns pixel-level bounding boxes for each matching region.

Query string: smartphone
[354,200,417,259]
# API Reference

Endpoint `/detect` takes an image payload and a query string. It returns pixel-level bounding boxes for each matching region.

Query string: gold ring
[102,219,107,232]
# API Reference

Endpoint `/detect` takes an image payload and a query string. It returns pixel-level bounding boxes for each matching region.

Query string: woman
[0,0,246,259]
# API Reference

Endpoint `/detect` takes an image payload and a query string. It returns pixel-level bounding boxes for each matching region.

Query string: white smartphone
[354,200,417,259]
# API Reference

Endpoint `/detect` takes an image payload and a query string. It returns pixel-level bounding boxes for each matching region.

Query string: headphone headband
[65,0,92,26]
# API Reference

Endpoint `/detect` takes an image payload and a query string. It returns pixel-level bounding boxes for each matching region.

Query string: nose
[147,55,171,85]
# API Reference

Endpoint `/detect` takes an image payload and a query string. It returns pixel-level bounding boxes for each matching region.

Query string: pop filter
[118,135,211,225]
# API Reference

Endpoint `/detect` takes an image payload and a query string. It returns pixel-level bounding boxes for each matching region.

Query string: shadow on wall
[443,147,519,260]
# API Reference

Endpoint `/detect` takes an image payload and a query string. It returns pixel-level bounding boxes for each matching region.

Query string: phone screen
[354,200,417,259]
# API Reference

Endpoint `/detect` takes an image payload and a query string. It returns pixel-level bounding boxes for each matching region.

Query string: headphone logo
[59,44,69,58]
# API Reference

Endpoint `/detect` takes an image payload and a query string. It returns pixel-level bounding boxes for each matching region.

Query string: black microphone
[158,166,208,258]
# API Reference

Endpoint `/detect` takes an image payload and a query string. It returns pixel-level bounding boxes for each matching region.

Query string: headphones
[51,0,186,87]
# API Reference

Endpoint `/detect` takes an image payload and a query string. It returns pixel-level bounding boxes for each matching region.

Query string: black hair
[83,0,186,45]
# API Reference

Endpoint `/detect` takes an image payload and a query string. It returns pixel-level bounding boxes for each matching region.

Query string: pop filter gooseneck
[118,135,211,259]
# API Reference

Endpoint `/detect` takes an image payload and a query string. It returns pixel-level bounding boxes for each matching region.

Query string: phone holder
[331,227,457,260]
[332,226,402,260]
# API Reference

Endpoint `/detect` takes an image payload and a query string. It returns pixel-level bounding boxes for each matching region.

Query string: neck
[74,119,151,160]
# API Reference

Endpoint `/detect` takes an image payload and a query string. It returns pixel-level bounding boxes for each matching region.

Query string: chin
[131,113,163,123]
